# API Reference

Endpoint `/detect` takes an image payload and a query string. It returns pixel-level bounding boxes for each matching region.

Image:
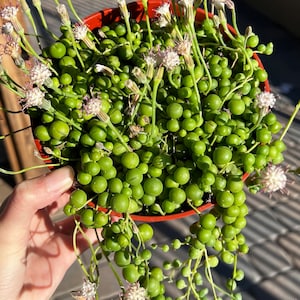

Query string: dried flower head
[144,50,158,79]
[94,64,114,76]
[160,49,181,70]
[144,51,157,68]
[83,95,102,116]
[20,87,45,109]
[73,24,88,41]
[177,0,194,23]
[125,79,140,94]
[259,164,287,194]
[176,34,192,57]
[129,125,144,138]
[132,66,147,83]
[4,37,20,58]
[1,22,14,34]
[30,61,52,86]
[120,282,148,300]
[155,3,172,27]
[212,0,235,10]
[56,4,71,26]
[117,0,130,19]
[71,279,97,300]
[256,91,277,115]
[0,5,23,33]
[177,0,194,8]
[0,6,18,21]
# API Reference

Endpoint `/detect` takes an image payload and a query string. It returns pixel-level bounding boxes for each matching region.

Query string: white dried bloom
[132,66,147,83]
[83,96,102,116]
[0,6,18,21]
[1,22,14,34]
[177,0,194,8]
[160,49,181,71]
[121,282,148,300]
[177,0,194,23]
[176,34,192,57]
[116,0,130,19]
[56,4,71,26]
[157,16,169,28]
[144,52,157,67]
[155,3,172,27]
[21,88,45,109]
[144,50,158,79]
[73,24,88,40]
[129,125,144,138]
[155,3,170,16]
[256,91,276,115]
[94,64,114,76]
[259,164,287,193]
[4,38,20,58]
[212,0,235,10]
[71,279,97,300]
[30,62,52,86]
[125,79,140,94]
[95,142,111,153]
[116,0,127,7]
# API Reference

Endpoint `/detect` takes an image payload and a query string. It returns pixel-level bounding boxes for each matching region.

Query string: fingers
[0,166,74,248]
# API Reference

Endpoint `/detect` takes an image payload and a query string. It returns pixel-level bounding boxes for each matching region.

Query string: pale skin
[0,166,97,300]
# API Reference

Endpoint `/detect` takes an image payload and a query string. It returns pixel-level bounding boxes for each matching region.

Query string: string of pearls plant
[1,0,299,299]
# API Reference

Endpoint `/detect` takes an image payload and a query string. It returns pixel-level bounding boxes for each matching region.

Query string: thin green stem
[203,0,209,20]
[167,72,181,89]
[141,0,153,48]
[187,64,201,113]
[0,81,24,98]
[187,258,202,299]
[151,67,164,137]
[280,100,300,141]
[186,24,212,94]
[0,163,60,175]
[72,221,91,278]
[230,7,241,36]
[97,111,131,152]
[204,249,218,299]
[54,110,82,132]
[96,230,125,289]
[33,0,59,40]
[129,84,149,124]
[246,141,260,153]
[66,0,84,24]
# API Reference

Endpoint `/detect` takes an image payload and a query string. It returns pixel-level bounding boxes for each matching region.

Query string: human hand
[0,166,96,300]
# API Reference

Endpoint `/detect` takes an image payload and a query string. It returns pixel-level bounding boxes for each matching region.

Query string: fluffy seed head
[73,24,88,40]
[120,282,148,300]
[56,4,70,26]
[0,6,18,21]
[259,164,287,193]
[83,95,102,116]
[1,22,14,34]
[155,3,172,27]
[256,91,276,109]
[160,49,180,70]
[71,279,97,300]
[30,62,52,86]
[21,88,45,109]
[176,34,192,57]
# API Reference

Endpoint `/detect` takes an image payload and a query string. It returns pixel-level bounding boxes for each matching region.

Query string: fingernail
[45,166,75,193]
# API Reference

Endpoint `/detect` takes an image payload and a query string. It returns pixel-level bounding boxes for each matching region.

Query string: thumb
[0,166,74,243]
